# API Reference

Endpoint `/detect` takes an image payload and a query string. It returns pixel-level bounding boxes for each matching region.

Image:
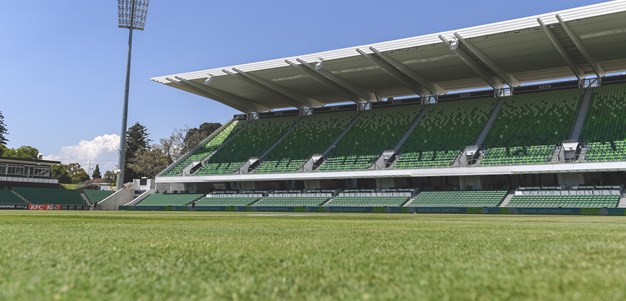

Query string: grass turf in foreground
[1,212,626,300]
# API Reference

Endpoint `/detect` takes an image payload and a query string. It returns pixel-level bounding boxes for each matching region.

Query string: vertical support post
[116,27,134,190]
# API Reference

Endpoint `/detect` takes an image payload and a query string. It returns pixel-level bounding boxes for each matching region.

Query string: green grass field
[2,211,626,300]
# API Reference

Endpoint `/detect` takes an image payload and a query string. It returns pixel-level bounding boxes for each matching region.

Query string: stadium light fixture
[203,74,215,86]
[449,39,459,51]
[314,58,325,70]
[116,0,150,190]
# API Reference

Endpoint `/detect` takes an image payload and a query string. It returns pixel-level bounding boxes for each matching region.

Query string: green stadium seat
[137,193,204,206]
[480,89,582,166]
[324,192,410,207]
[507,194,619,208]
[253,193,330,206]
[394,98,496,169]
[195,194,261,206]
[164,120,244,176]
[407,191,508,207]
[581,84,626,162]
[83,190,114,204]
[194,116,299,175]
[255,111,358,173]
[12,187,85,205]
[318,105,422,171]
[0,189,27,206]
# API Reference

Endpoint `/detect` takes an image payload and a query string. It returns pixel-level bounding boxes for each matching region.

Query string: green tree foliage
[68,163,90,183]
[180,122,221,155]
[103,170,117,184]
[51,165,71,184]
[124,122,151,181]
[15,146,39,160]
[92,164,102,179]
[0,145,39,160]
[51,163,90,184]
[128,147,171,179]
[0,111,8,145]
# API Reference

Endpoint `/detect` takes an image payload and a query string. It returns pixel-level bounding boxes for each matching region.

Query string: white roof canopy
[153,0,626,112]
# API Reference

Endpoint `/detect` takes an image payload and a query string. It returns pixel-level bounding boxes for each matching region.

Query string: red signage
[28,204,62,210]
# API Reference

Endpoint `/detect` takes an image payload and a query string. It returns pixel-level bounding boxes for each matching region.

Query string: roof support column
[356,47,445,96]
[226,68,323,108]
[537,18,585,80]
[439,35,504,90]
[453,33,520,87]
[285,59,375,103]
[556,14,605,77]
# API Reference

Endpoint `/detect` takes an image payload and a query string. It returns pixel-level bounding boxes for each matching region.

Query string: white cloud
[44,134,120,172]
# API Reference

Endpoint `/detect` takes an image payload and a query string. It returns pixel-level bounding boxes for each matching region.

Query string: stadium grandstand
[121,1,626,212]
[0,157,110,209]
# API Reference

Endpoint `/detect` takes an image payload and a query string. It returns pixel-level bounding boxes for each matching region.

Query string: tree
[124,122,151,181]
[0,111,8,146]
[51,163,90,184]
[92,164,102,179]
[128,147,171,179]
[68,163,90,183]
[51,165,71,184]
[103,170,117,184]
[15,146,39,160]
[0,145,39,160]
[159,128,186,163]
[180,122,221,155]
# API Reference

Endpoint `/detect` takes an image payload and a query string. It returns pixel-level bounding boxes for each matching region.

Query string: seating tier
[481,90,582,166]
[395,98,496,169]
[408,191,507,207]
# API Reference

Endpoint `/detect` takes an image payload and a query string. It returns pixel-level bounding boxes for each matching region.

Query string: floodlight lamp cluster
[118,0,150,30]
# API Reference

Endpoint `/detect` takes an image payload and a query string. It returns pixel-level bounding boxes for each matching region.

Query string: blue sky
[0,0,606,172]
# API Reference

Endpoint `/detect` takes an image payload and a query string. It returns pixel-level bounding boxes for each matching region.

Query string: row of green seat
[395,98,496,169]
[131,190,623,208]
[255,111,358,173]
[507,195,619,208]
[481,145,554,166]
[12,187,85,205]
[480,89,581,165]
[318,105,421,171]
[0,189,26,206]
[164,121,243,176]
[324,195,409,207]
[194,117,299,175]
[253,196,329,207]
[83,190,114,204]
[581,84,626,162]
[137,193,204,206]
[195,195,261,206]
[408,191,508,207]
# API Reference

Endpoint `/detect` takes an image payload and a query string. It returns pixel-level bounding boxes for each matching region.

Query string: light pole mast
[116,0,150,190]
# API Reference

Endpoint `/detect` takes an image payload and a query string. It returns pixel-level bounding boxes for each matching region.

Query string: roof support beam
[438,35,504,89]
[556,14,605,77]
[227,68,323,108]
[285,59,373,103]
[356,48,427,96]
[366,47,445,95]
[537,18,585,80]
[453,33,520,87]
[166,77,258,113]
[174,76,271,112]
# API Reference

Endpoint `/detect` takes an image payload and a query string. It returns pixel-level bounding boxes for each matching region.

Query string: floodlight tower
[116,0,150,190]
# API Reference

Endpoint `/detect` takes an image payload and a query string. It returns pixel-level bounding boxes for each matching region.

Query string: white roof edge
[152,0,626,84]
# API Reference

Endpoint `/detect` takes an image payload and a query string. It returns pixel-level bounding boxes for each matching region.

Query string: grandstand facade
[134,1,626,210]
[0,157,112,209]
